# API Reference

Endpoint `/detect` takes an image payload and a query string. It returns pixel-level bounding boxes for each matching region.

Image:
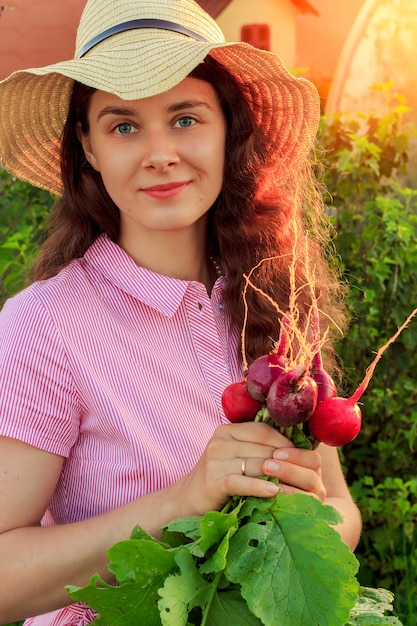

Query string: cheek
[98,151,134,187]
[196,134,225,185]
[210,146,225,194]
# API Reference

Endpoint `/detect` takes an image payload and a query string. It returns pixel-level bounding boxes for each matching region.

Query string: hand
[261,446,327,502]
[176,422,295,517]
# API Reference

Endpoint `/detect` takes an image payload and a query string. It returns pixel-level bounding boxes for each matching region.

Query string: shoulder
[0,257,95,362]
[1,262,82,323]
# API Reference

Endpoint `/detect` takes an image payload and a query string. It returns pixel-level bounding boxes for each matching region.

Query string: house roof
[197,0,319,19]
[197,0,231,17]
[291,0,319,16]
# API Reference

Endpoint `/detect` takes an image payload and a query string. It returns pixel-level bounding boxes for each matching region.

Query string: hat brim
[0,34,319,196]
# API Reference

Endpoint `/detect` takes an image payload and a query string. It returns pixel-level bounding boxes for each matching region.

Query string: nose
[140,129,180,170]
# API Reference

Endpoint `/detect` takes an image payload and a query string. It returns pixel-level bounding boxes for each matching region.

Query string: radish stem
[351,306,417,404]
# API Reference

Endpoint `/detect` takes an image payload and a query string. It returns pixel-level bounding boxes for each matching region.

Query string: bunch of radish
[222,261,417,447]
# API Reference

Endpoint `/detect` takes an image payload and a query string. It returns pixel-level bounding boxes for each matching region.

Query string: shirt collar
[82,235,223,317]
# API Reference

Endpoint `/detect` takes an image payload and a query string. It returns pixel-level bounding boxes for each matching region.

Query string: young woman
[0,0,361,623]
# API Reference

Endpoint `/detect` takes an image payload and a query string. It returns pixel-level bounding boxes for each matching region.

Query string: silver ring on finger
[241,457,248,476]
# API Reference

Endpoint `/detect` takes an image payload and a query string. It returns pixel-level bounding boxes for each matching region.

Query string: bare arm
[318,443,362,550]
[0,436,186,622]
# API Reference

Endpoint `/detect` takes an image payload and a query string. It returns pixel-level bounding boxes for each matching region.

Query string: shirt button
[218,301,224,311]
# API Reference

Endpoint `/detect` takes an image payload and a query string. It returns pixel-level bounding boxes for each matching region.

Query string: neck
[118,225,219,291]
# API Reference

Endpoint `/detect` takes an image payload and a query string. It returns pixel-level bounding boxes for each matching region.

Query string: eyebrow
[167,99,214,113]
[96,99,214,121]
[97,107,135,121]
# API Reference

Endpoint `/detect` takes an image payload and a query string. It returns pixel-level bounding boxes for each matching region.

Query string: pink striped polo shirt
[0,234,242,625]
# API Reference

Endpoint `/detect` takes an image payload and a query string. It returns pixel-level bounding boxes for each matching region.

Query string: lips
[141,181,190,199]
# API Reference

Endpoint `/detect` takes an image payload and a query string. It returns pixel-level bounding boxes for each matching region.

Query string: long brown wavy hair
[30,56,346,371]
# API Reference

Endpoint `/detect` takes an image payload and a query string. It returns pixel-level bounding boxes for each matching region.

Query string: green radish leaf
[199,509,240,554]
[129,524,159,541]
[162,505,242,561]
[68,574,162,625]
[291,423,315,449]
[199,524,236,574]
[67,539,177,625]
[199,588,263,625]
[158,548,210,626]
[240,491,344,526]
[346,587,404,625]
[158,549,261,626]
[225,494,359,626]
[163,515,202,542]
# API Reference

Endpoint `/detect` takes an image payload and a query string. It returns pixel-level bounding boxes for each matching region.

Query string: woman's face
[79,77,226,244]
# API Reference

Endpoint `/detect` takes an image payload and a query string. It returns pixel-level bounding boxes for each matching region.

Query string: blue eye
[176,117,195,128]
[116,123,134,135]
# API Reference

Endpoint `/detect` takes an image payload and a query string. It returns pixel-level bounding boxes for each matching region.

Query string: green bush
[0,168,53,306]
[319,96,417,625]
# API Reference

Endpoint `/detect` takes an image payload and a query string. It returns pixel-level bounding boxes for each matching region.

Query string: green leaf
[225,494,359,626]
[202,588,263,625]
[158,550,262,626]
[199,525,236,575]
[158,548,210,626]
[346,587,404,625]
[164,515,202,542]
[67,539,177,625]
[199,509,240,554]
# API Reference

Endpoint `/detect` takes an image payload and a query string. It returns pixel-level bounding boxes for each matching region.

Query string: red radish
[308,397,361,446]
[266,364,318,427]
[222,381,262,423]
[309,306,417,446]
[246,353,287,402]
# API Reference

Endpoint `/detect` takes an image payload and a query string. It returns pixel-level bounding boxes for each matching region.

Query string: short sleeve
[0,288,81,456]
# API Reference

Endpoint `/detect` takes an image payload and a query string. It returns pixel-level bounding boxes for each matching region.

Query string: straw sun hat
[0,0,320,197]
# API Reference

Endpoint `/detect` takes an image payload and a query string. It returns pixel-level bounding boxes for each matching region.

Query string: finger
[262,457,326,500]
[214,422,296,464]
[273,447,322,471]
[220,422,295,449]
[274,483,321,501]
[238,456,273,478]
[223,473,280,499]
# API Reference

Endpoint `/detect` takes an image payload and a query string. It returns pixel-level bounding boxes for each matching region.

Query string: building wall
[216,0,298,68]
[0,0,85,80]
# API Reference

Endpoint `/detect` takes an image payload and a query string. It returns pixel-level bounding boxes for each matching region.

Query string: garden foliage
[0,91,416,625]
[0,171,53,306]
[319,92,417,626]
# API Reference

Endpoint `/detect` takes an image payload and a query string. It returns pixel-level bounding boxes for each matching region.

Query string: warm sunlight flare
[327,0,417,119]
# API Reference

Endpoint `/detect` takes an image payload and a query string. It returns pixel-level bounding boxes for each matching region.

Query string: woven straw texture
[0,0,320,196]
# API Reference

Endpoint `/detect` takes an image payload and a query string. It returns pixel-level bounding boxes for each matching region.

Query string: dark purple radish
[310,307,337,403]
[309,306,417,446]
[222,381,262,423]
[266,364,318,427]
[311,352,337,403]
[246,353,287,402]
[276,313,290,358]
[312,368,337,403]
